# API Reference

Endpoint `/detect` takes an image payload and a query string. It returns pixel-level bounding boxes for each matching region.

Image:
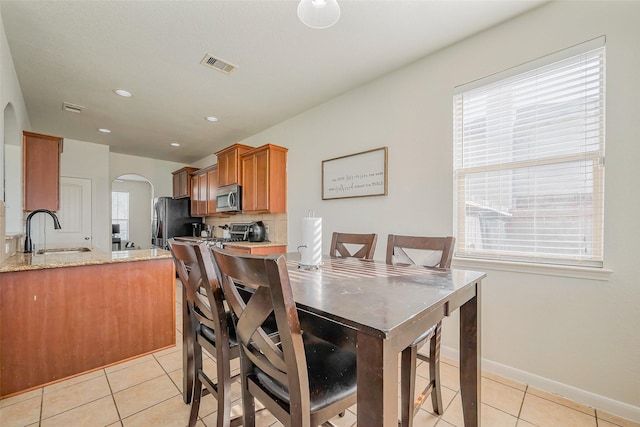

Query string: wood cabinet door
[216,144,253,187]
[222,245,251,254]
[253,148,270,211]
[190,173,199,215]
[23,132,62,211]
[173,173,181,198]
[197,172,207,215]
[241,144,287,213]
[206,166,218,214]
[217,151,234,187]
[241,154,257,211]
[172,167,197,199]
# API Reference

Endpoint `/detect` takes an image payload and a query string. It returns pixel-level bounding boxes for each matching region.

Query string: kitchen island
[0,249,176,397]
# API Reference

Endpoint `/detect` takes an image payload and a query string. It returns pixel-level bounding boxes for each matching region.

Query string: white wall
[112,179,152,249]
[234,1,640,419]
[110,152,186,198]
[0,7,31,259]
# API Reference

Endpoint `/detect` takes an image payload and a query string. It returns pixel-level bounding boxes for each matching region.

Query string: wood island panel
[0,257,176,397]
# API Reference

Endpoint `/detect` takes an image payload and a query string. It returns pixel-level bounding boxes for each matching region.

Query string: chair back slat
[329,232,377,259]
[385,235,455,268]
[169,240,229,337]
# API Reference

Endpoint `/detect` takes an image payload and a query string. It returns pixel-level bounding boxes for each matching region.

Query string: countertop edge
[0,249,173,273]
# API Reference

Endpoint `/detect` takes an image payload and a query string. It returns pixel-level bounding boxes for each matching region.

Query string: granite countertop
[173,236,287,248]
[0,248,173,273]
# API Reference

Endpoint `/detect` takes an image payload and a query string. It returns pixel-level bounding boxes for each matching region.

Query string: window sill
[452,257,613,281]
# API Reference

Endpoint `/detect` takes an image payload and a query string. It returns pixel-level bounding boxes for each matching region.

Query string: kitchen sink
[36,247,92,255]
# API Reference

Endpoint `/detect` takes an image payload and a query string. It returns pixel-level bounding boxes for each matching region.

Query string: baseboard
[441,346,640,423]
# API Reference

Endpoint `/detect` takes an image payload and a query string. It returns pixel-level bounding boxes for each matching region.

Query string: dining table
[181,252,485,427]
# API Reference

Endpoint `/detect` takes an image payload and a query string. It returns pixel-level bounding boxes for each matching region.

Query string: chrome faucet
[24,209,62,253]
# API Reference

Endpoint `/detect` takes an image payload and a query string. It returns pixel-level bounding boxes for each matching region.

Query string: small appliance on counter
[198,222,267,249]
[192,222,203,237]
[248,221,266,242]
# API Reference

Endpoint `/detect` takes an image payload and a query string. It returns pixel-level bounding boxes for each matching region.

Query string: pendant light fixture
[297,0,341,29]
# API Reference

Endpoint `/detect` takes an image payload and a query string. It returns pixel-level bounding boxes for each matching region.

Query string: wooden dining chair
[168,239,241,427]
[329,232,378,259]
[211,247,358,427]
[386,234,455,427]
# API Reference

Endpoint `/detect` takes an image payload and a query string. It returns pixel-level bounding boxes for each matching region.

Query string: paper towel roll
[301,216,322,266]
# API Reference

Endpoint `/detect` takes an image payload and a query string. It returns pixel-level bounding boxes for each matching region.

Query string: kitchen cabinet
[190,165,219,216]
[172,167,197,199]
[215,143,253,187]
[23,131,63,212]
[223,244,286,255]
[207,165,218,213]
[240,144,288,213]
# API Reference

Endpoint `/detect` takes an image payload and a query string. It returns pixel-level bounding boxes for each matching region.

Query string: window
[112,191,130,240]
[453,38,605,267]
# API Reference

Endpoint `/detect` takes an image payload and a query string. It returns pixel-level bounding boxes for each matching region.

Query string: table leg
[182,286,194,404]
[459,283,481,426]
[356,331,398,427]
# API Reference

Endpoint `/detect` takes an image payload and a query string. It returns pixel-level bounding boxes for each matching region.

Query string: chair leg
[429,323,444,415]
[183,297,194,404]
[241,361,256,427]
[400,344,418,427]
[216,349,232,427]
[189,344,204,427]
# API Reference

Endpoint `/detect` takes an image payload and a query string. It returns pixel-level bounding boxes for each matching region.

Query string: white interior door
[36,177,92,249]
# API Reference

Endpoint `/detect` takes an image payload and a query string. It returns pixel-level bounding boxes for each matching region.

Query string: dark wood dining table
[182,253,485,427]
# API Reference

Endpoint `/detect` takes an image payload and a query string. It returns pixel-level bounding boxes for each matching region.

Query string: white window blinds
[453,38,605,267]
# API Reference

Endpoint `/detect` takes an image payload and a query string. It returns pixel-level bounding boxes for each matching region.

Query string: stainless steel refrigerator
[151,197,201,249]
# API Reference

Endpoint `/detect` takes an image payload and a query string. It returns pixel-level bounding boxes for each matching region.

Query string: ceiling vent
[62,102,85,113]
[200,53,237,74]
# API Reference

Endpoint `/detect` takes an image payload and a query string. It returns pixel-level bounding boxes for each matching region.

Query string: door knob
[84,237,90,240]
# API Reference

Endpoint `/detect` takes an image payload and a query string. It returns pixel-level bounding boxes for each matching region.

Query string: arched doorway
[111,174,154,251]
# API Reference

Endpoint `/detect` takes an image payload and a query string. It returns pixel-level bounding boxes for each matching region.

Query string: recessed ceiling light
[205,116,219,122]
[113,89,132,97]
[170,142,181,147]
[98,128,112,133]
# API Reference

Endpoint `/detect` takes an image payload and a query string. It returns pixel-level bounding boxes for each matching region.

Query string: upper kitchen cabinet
[215,143,253,187]
[206,165,218,214]
[23,131,63,212]
[190,165,219,216]
[172,167,197,199]
[241,144,288,213]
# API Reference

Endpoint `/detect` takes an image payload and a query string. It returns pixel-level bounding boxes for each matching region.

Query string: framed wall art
[322,147,388,200]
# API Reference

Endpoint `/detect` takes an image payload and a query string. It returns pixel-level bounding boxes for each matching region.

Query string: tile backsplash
[204,213,287,244]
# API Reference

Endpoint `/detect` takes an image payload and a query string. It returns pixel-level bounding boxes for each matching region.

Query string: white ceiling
[1,0,544,164]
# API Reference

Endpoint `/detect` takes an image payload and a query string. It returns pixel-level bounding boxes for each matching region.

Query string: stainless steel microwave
[216,184,242,213]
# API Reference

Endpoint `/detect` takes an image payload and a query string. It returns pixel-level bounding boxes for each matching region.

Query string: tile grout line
[103,368,125,427]
[38,387,44,427]
[516,384,529,423]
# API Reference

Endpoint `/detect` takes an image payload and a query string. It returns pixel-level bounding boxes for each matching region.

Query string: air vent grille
[200,53,237,74]
[62,102,85,113]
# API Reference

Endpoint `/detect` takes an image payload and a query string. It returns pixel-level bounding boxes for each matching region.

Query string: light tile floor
[1,282,639,427]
